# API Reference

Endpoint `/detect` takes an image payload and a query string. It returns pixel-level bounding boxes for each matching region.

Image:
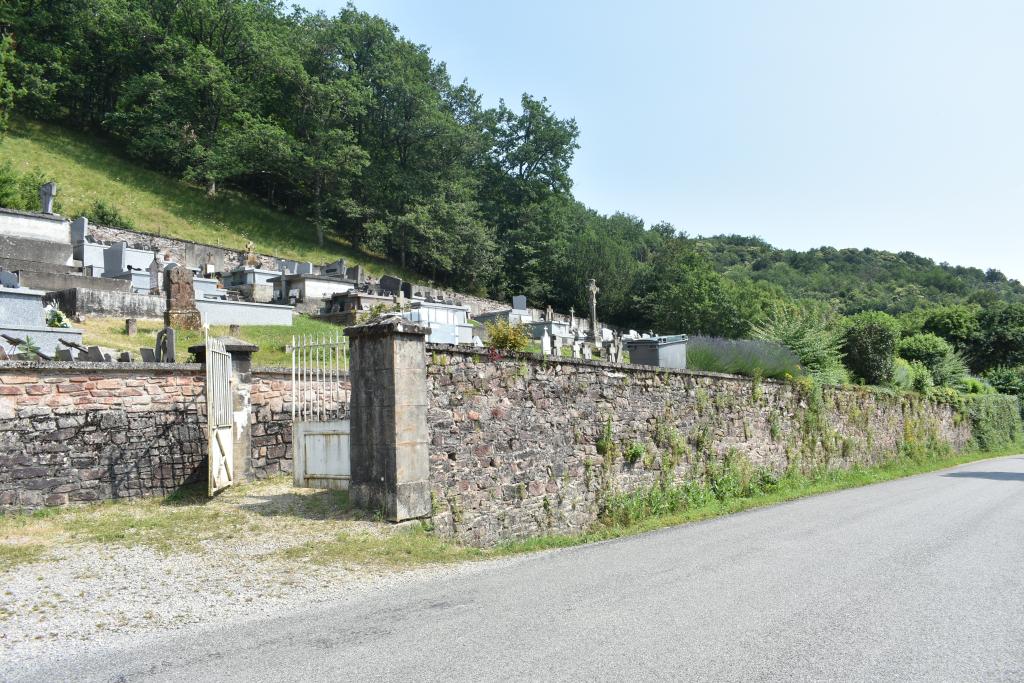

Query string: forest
[2,0,1024,399]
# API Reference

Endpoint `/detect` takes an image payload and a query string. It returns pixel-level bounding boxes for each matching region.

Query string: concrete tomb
[0,286,84,356]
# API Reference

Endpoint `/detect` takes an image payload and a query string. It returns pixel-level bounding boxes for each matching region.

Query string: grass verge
[494,442,1024,554]
[1,445,1018,574]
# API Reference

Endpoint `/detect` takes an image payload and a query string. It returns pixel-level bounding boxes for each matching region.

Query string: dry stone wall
[425,347,972,546]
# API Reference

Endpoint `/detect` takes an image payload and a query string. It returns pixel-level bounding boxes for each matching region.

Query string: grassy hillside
[0,119,417,280]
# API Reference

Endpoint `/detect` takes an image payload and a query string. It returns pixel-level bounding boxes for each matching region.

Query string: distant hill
[695,235,1024,315]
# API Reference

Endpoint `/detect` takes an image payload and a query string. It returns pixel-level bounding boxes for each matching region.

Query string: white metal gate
[292,331,351,489]
[206,334,234,496]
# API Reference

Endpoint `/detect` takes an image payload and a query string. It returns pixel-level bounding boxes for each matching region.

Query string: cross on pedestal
[587,279,600,341]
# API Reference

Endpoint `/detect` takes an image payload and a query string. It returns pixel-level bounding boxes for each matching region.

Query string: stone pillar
[344,316,431,522]
[189,338,259,483]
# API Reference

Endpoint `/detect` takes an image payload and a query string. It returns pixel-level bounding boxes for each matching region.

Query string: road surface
[8,455,1024,682]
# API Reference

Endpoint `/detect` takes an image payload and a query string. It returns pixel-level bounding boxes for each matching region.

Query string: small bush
[843,311,901,386]
[624,442,646,465]
[86,200,136,230]
[485,320,530,353]
[686,336,801,379]
[751,302,848,384]
[960,376,996,395]
[898,333,967,387]
[981,365,1024,398]
[0,162,54,212]
[908,360,934,392]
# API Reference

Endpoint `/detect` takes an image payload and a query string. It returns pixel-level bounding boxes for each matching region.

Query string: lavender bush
[686,336,802,379]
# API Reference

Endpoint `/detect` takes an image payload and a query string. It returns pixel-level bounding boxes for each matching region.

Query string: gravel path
[0,480,515,666]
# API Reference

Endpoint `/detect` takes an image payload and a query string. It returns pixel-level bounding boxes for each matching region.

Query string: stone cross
[569,306,575,330]
[540,329,552,356]
[39,182,57,214]
[163,265,202,330]
[587,279,600,341]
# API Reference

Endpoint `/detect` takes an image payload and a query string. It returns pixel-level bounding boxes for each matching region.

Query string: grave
[163,266,203,330]
[0,286,84,356]
[625,334,688,369]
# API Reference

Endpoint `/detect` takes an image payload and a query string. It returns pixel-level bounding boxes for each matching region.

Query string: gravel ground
[0,480,510,665]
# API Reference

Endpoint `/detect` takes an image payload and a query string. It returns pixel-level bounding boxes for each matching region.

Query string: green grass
[0,118,419,280]
[493,442,1024,553]
[77,315,342,366]
[2,445,1018,574]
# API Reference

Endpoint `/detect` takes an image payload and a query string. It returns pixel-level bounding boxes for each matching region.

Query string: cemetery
[1,183,1016,551]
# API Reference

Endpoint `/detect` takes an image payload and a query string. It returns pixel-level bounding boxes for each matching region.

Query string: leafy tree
[973,303,1024,372]
[843,311,901,385]
[0,34,22,135]
[921,304,981,354]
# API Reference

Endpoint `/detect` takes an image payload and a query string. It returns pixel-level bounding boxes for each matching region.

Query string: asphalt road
[9,455,1024,682]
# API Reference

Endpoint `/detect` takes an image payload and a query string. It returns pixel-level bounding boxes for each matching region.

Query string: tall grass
[686,335,801,379]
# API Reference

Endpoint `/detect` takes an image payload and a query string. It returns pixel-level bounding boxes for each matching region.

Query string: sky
[302,0,1024,281]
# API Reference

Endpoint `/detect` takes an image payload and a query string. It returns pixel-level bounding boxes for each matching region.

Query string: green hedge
[963,394,1022,451]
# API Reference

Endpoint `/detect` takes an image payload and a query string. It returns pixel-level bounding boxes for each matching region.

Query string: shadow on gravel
[943,471,1024,482]
[236,489,369,521]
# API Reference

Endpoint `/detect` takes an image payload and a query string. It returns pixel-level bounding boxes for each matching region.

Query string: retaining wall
[424,346,973,545]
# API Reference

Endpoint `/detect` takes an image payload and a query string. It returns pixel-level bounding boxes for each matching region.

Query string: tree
[843,311,901,385]
[0,34,21,135]
[974,303,1024,372]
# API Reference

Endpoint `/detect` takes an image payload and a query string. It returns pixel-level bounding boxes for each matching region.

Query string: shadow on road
[943,471,1024,482]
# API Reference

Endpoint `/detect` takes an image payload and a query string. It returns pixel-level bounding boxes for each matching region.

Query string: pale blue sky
[304,0,1024,280]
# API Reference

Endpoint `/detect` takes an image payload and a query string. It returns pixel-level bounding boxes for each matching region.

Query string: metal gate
[292,331,350,489]
[206,334,234,496]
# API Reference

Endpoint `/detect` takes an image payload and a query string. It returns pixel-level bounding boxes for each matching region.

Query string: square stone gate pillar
[344,316,431,522]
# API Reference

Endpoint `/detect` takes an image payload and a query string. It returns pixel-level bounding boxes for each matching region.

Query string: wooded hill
[2,0,1023,368]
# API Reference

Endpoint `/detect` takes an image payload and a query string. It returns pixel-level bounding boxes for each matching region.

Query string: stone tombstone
[155,327,176,362]
[571,341,582,360]
[512,295,527,311]
[148,255,163,293]
[0,270,20,288]
[545,305,554,321]
[540,329,552,356]
[125,318,138,337]
[401,282,414,300]
[71,216,89,243]
[346,264,365,285]
[163,266,202,330]
[552,334,563,357]
[582,343,593,360]
[39,182,57,214]
[380,274,403,296]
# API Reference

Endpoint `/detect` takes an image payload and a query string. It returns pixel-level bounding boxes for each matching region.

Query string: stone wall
[0,362,350,509]
[0,362,207,507]
[424,347,973,546]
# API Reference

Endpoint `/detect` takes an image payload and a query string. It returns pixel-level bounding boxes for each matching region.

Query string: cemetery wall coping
[0,360,203,373]
[423,342,784,385]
